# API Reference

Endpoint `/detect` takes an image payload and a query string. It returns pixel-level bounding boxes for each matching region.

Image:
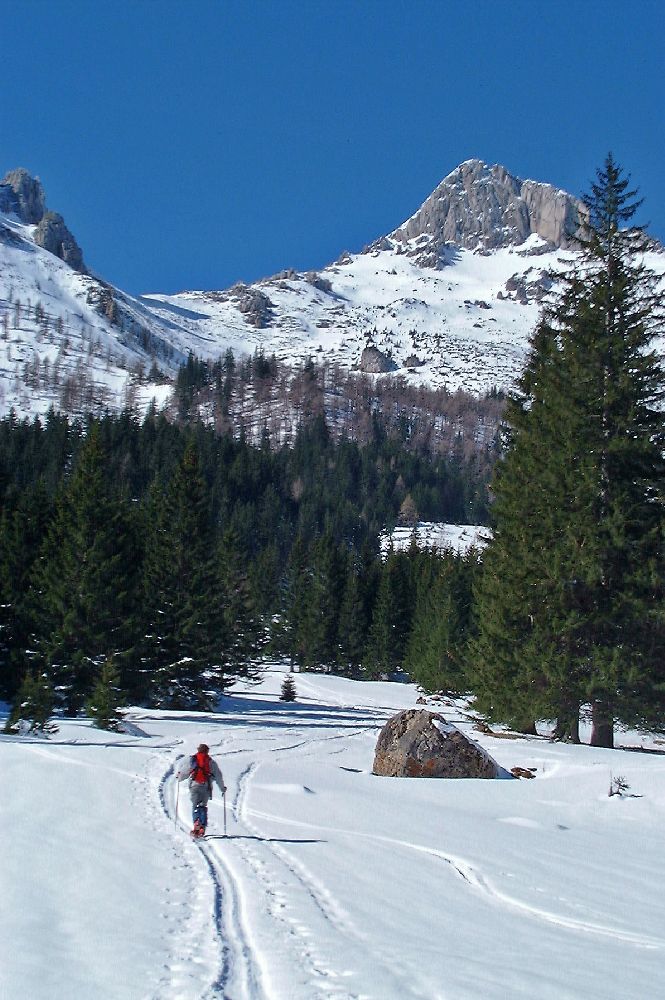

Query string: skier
[177,743,227,838]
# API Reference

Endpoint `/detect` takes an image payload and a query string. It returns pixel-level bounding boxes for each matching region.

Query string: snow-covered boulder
[373,708,499,779]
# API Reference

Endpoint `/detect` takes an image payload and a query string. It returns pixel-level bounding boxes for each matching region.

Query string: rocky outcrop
[85,281,117,323]
[359,346,398,374]
[1,168,86,272]
[34,211,85,272]
[231,284,274,328]
[0,168,46,224]
[373,708,500,778]
[387,159,584,266]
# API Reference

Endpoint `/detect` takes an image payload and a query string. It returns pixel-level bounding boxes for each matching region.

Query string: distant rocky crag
[0,167,85,272]
[378,159,586,267]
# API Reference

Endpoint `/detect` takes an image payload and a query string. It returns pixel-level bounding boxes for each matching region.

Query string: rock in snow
[372,708,500,778]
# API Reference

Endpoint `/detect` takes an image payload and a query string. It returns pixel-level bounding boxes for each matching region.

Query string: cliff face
[387,159,585,265]
[0,168,85,272]
[0,168,46,224]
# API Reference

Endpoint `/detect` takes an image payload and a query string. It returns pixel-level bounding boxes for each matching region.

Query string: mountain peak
[0,167,85,272]
[387,159,584,264]
[0,167,46,224]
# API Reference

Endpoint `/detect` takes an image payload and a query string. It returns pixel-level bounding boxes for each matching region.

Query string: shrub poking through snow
[280,674,297,702]
[609,774,631,797]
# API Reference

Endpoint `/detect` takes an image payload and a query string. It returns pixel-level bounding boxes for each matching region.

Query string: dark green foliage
[140,444,223,709]
[6,669,57,735]
[0,479,53,700]
[364,549,416,678]
[471,156,665,744]
[406,549,478,695]
[86,656,124,731]
[30,423,140,714]
[280,673,297,702]
[0,380,495,701]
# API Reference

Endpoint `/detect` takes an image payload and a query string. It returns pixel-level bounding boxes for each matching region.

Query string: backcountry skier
[176,743,226,838]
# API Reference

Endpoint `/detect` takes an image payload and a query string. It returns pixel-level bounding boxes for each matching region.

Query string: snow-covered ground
[2,667,664,1000]
[383,521,491,555]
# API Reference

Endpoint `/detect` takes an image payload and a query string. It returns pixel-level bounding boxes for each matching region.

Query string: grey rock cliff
[34,211,85,272]
[0,168,46,224]
[386,159,585,266]
[1,167,85,272]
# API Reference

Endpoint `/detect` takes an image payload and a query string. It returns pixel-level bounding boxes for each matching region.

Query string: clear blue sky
[1,0,663,294]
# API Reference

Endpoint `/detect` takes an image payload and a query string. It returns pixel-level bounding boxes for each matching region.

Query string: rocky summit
[385,159,585,265]
[0,160,662,420]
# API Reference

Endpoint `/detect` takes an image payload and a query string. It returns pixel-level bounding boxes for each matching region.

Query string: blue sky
[1,0,663,294]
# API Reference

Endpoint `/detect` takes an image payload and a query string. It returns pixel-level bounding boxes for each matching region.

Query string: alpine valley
[2,159,663,431]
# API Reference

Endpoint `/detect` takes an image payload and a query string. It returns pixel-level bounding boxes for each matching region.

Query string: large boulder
[373,708,499,779]
[359,345,398,374]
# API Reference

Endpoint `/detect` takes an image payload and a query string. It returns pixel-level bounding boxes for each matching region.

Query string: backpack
[190,751,212,786]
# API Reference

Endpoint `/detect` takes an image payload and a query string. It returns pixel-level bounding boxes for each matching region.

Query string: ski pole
[223,788,227,837]
[175,775,180,830]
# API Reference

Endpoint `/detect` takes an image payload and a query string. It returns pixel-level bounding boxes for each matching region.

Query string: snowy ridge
[1,161,664,419]
[2,667,665,999]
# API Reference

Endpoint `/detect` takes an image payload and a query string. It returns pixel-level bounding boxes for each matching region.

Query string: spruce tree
[86,656,124,731]
[141,444,222,709]
[29,423,139,714]
[6,669,57,735]
[280,673,297,702]
[471,156,665,745]
[406,552,465,695]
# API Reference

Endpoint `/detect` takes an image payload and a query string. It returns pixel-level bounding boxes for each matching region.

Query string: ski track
[151,714,663,1000]
[220,750,448,1000]
[156,752,268,1000]
[245,805,665,954]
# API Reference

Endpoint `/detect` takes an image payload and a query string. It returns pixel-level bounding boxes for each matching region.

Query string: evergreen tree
[216,527,262,677]
[0,481,53,700]
[140,444,222,709]
[364,548,415,678]
[30,424,139,714]
[406,552,466,695]
[471,156,665,745]
[6,669,57,735]
[280,673,297,702]
[86,656,124,731]
[336,550,369,675]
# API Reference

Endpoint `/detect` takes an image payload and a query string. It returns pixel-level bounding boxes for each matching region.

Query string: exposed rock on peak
[0,167,46,224]
[34,211,85,272]
[0,167,85,272]
[386,159,584,266]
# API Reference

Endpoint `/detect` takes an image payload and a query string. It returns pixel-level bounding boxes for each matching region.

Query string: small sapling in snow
[608,774,631,797]
[280,674,297,702]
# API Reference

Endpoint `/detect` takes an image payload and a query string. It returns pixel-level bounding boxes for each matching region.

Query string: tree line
[0,406,483,725]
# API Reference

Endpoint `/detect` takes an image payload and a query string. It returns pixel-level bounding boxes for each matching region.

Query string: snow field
[2,668,665,999]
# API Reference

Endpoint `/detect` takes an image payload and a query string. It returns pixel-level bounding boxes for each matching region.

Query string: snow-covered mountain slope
[2,667,665,1000]
[1,160,663,419]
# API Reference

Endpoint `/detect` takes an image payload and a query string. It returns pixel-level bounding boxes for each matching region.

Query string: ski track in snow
[228,748,442,1000]
[155,728,447,1000]
[245,805,665,954]
[157,747,266,1000]
[145,698,665,1000]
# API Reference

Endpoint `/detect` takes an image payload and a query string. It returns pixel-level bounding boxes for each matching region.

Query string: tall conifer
[472,156,665,744]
